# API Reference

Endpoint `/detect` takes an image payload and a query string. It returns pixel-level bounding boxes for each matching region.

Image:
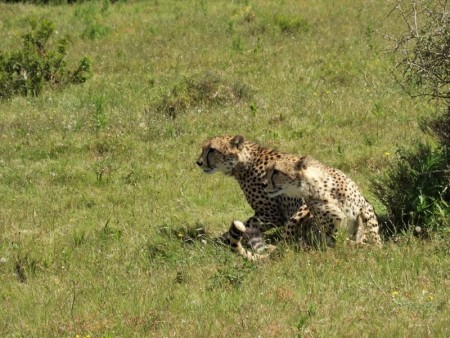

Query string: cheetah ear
[294,156,308,170]
[230,135,245,150]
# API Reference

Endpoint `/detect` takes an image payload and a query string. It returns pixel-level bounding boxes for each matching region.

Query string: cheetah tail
[228,221,272,261]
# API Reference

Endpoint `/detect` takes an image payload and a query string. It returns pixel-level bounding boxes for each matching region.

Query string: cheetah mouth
[203,167,216,174]
[265,187,283,197]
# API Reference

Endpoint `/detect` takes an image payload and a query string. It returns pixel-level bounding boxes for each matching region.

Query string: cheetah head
[196,135,245,176]
[263,157,307,197]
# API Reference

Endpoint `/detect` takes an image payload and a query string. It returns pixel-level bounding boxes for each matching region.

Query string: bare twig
[368,270,388,297]
[383,0,449,102]
[413,2,419,37]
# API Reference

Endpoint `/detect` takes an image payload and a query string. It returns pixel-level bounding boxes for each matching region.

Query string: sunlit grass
[0,0,448,337]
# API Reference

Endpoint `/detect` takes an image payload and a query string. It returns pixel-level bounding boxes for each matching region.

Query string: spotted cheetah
[196,135,310,260]
[263,155,382,246]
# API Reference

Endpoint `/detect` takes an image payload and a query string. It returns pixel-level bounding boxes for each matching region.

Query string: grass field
[0,0,449,337]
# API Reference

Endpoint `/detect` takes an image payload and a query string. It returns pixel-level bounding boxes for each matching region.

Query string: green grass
[0,0,448,337]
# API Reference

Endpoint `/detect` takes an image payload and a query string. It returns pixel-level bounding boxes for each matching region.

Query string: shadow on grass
[378,214,432,241]
[159,223,331,255]
[152,215,439,265]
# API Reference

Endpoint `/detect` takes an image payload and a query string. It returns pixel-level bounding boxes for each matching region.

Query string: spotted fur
[264,155,382,246]
[196,135,307,260]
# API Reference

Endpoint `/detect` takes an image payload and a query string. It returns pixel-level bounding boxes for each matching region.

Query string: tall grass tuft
[154,70,254,119]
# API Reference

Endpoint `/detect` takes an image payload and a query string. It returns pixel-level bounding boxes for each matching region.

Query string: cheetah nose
[196,160,203,167]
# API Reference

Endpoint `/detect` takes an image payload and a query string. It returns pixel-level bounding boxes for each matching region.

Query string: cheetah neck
[237,146,253,164]
[231,143,261,176]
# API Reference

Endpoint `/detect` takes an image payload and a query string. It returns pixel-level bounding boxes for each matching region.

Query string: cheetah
[196,135,311,260]
[263,155,382,246]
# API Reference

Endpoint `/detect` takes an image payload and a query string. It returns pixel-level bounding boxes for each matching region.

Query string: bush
[374,0,450,236]
[0,19,92,99]
[372,144,449,234]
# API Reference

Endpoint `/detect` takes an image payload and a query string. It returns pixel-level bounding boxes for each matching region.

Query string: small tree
[0,19,92,99]
[373,0,449,235]
[385,0,449,103]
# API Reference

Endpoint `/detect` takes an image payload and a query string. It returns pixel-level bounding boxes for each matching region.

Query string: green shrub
[371,144,449,235]
[372,108,450,236]
[0,19,92,99]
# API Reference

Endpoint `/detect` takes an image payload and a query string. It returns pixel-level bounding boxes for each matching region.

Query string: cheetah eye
[270,169,279,183]
[205,148,216,167]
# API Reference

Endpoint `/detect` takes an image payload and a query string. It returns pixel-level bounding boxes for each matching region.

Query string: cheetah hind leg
[359,211,383,247]
[347,213,367,247]
[228,221,275,261]
[283,204,314,244]
[308,199,347,247]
